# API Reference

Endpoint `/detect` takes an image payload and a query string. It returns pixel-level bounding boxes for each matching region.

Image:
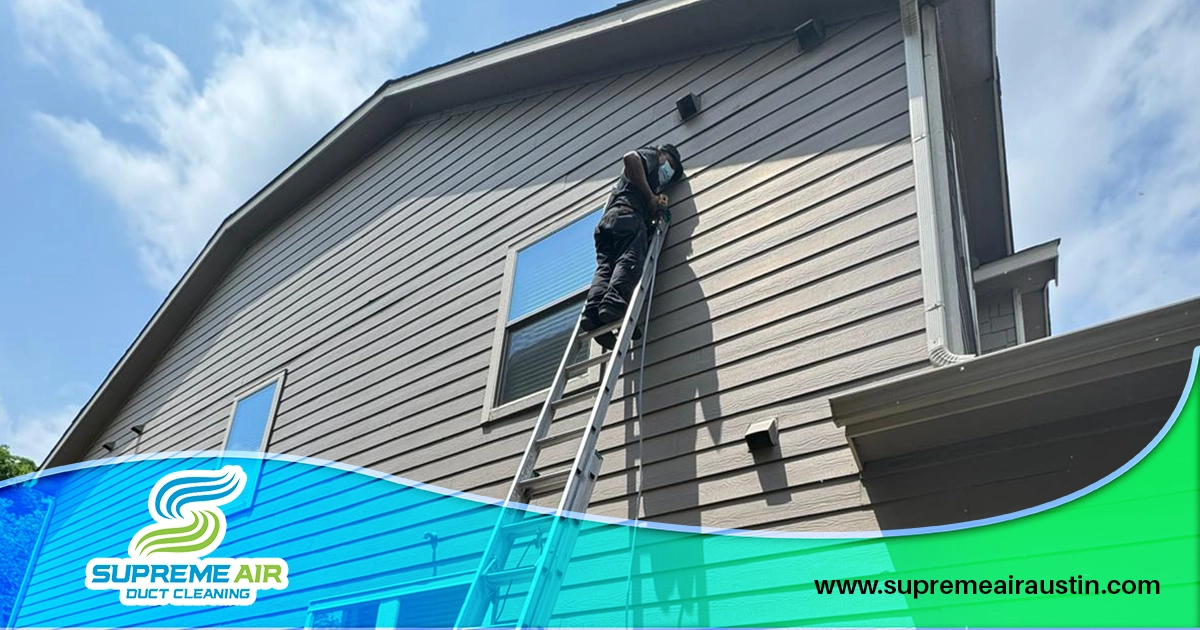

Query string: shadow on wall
[617,179,715,627]
[863,395,1177,531]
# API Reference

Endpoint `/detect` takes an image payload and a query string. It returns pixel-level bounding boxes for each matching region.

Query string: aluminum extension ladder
[454,219,668,629]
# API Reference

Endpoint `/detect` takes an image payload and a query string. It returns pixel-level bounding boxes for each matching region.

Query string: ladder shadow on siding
[621,183,714,627]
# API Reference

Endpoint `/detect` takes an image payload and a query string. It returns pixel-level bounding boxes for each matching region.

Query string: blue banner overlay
[1,352,1198,628]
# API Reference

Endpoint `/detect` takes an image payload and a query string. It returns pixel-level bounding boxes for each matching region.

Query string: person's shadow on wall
[620,178,717,627]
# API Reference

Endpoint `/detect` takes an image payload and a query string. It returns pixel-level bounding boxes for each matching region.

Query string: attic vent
[795,18,826,52]
[675,92,701,122]
[744,417,780,451]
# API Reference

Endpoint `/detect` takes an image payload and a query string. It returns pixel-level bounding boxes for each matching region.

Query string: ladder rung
[565,351,612,376]
[535,426,585,450]
[502,513,554,537]
[484,564,535,586]
[518,466,571,495]
[554,384,601,408]
[577,319,621,340]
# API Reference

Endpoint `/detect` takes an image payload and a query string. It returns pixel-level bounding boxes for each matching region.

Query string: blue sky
[1,0,1198,464]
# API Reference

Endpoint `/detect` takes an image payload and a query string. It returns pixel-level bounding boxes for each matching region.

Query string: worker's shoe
[594,332,616,351]
[593,325,642,352]
[579,309,603,332]
[597,304,627,324]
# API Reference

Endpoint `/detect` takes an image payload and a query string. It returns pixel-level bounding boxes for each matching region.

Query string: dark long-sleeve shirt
[606,147,665,221]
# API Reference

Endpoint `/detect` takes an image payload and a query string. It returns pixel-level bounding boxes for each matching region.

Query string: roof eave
[831,295,1200,464]
[972,238,1059,294]
[931,0,1013,264]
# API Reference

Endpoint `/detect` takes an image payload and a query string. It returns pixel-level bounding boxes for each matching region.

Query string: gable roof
[44,0,1003,468]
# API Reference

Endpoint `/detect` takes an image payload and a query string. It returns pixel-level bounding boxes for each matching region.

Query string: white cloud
[997,0,1200,332]
[0,395,80,467]
[13,0,426,290]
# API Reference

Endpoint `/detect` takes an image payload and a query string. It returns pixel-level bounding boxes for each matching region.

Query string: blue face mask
[658,162,675,187]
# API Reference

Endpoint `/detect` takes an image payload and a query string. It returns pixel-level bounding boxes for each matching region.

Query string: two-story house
[13,0,1199,627]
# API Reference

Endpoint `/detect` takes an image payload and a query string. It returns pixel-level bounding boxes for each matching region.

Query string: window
[223,374,284,452]
[221,372,285,514]
[309,600,380,629]
[306,576,470,628]
[485,208,602,417]
[391,583,469,627]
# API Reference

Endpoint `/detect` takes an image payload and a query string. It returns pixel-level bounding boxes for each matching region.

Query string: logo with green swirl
[85,465,289,606]
[130,465,245,557]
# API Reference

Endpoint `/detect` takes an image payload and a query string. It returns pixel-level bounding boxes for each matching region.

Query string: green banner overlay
[3,357,1197,628]
[534,365,1198,627]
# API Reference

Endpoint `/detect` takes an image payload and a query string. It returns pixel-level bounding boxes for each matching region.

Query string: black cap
[659,143,683,182]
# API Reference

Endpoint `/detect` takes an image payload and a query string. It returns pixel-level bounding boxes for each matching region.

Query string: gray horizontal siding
[83,12,923,536]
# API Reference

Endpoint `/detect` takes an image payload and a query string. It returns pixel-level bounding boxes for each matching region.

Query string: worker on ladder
[583,144,684,350]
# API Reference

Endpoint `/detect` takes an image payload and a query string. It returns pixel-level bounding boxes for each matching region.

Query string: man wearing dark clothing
[583,144,683,349]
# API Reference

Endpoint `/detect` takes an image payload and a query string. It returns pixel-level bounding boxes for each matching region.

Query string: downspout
[900,0,973,366]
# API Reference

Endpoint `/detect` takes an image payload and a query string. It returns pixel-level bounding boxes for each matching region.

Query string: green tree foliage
[0,446,47,622]
[0,445,36,481]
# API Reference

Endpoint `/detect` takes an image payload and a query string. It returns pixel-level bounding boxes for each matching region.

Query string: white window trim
[221,370,287,452]
[481,205,605,424]
[304,570,474,628]
[220,370,286,516]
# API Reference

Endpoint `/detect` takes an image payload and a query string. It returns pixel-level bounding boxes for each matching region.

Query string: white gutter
[900,0,972,366]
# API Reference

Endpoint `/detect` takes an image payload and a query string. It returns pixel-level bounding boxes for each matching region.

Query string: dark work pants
[585,206,647,319]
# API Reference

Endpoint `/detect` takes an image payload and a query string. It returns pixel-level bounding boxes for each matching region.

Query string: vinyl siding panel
[83,13,922,535]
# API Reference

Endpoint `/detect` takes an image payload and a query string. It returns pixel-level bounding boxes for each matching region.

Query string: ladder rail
[560,225,664,516]
[454,309,586,628]
[455,219,668,630]
[516,224,666,628]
